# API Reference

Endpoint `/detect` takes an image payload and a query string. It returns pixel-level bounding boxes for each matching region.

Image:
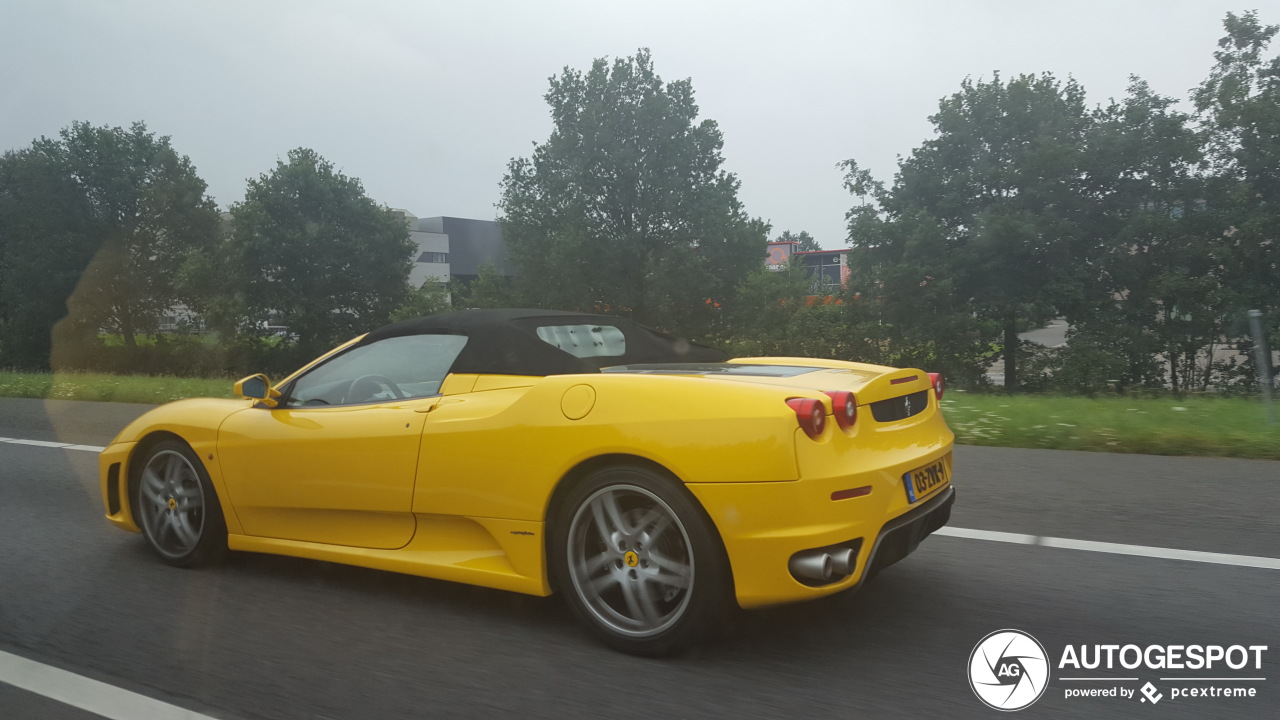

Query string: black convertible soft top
[360,308,729,377]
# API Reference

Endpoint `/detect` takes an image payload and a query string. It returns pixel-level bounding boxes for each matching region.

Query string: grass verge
[943,392,1280,460]
[0,371,234,404]
[1,371,1276,460]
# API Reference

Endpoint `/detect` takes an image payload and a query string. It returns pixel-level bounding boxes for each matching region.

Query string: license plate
[903,455,950,503]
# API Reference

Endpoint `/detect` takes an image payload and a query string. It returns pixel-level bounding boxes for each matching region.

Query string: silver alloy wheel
[138,449,206,559]
[566,484,695,638]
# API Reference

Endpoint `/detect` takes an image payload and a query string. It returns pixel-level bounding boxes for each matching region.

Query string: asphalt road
[1,397,1277,719]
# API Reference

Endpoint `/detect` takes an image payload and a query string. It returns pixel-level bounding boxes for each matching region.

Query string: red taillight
[786,397,826,439]
[928,372,944,400]
[823,390,858,430]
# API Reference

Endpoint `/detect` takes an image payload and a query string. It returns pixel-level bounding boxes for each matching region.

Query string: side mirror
[234,374,281,408]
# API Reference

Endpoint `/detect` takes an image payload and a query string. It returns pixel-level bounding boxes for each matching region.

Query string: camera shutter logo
[969,629,1050,711]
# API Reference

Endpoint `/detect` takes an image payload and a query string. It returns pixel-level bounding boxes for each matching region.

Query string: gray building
[394,210,513,287]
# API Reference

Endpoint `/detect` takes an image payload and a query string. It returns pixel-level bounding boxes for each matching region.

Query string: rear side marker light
[928,372,945,400]
[786,398,826,439]
[823,390,858,430]
[831,486,873,501]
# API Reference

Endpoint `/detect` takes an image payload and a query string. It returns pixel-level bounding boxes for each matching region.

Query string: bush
[49,332,321,380]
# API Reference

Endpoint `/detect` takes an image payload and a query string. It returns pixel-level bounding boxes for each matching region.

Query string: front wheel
[134,439,228,567]
[551,465,729,656]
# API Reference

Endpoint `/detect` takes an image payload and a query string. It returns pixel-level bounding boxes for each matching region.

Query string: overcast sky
[0,1,1268,249]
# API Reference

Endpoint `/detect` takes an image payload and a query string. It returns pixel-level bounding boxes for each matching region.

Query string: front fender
[99,397,254,535]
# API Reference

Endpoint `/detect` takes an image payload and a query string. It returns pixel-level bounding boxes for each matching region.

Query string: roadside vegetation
[1,370,1275,460]
[945,393,1279,460]
[0,371,232,405]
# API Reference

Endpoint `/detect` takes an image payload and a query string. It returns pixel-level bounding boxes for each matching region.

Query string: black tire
[549,465,729,656]
[134,439,228,567]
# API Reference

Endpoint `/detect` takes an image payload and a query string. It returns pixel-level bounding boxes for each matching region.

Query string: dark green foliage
[1068,79,1209,392]
[723,262,850,358]
[0,122,219,370]
[199,148,414,358]
[0,145,98,369]
[499,49,768,339]
[869,72,1092,392]
[390,278,451,322]
[1193,11,1280,380]
[450,263,517,310]
[839,13,1279,394]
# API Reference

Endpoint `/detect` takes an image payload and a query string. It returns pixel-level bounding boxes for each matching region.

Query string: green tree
[0,145,97,369]
[206,148,413,357]
[840,182,997,387]
[499,49,768,337]
[389,278,451,322]
[0,121,219,369]
[844,73,1094,391]
[1070,79,1209,392]
[56,122,220,352]
[1193,11,1280,380]
[450,263,517,310]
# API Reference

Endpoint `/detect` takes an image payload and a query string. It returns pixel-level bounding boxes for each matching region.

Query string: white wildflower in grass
[1056,422,1077,427]
[1172,407,1188,412]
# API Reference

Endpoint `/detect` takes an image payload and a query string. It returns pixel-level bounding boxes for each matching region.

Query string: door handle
[415,398,464,413]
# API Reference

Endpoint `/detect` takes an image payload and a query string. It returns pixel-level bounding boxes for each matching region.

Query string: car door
[216,333,468,549]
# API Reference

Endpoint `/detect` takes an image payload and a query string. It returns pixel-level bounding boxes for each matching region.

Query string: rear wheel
[135,439,227,567]
[551,465,728,656]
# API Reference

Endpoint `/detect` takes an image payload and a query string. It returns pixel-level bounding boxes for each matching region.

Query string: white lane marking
[0,649,218,720]
[1,438,68,448]
[935,526,1280,570]
[0,437,104,452]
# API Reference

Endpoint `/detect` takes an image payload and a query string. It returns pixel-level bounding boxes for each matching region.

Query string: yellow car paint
[216,399,433,549]
[228,514,550,596]
[100,347,953,610]
[99,397,254,536]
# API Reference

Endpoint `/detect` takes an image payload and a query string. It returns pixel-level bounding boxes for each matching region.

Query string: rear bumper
[863,485,954,579]
[690,470,955,609]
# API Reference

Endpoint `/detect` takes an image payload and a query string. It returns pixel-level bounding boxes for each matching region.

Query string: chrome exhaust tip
[829,547,856,576]
[788,551,833,582]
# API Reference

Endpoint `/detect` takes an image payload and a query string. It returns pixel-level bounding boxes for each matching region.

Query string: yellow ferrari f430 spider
[100,309,954,655]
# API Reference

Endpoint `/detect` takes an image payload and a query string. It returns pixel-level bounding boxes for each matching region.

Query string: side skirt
[227,514,552,597]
